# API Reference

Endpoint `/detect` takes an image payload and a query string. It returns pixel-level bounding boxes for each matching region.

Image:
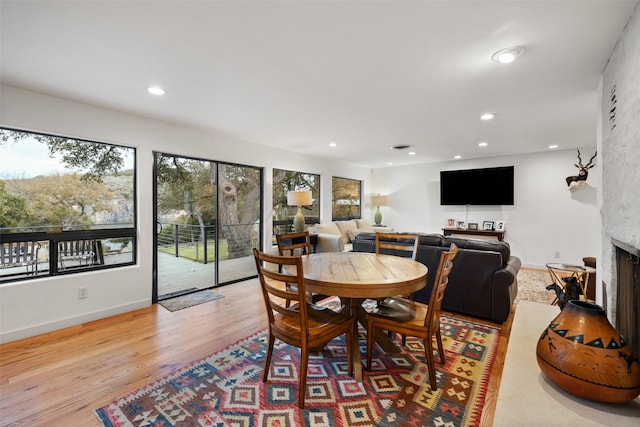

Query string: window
[0,128,136,282]
[272,169,320,238]
[332,177,361,220]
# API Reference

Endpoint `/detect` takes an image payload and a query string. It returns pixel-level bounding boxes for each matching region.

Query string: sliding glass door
[153,153,262,301]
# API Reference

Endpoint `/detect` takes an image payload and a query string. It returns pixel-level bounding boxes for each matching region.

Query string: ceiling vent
[391,145,412,150]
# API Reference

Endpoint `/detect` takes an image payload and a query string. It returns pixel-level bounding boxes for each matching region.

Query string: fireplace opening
[613,238,640,358]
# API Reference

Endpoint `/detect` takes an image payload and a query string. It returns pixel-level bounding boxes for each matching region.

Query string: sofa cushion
[335,220,358,241]
[316,222,341,235]
[355,219,374,232]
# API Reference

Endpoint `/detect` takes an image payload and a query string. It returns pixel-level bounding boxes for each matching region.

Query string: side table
[545,263,596,305]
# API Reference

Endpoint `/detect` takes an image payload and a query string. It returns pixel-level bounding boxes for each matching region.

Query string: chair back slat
[375,232,419,260]
[276,231,312,256]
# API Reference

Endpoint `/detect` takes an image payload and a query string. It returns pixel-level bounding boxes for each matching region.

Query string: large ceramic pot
[536,300,640,403]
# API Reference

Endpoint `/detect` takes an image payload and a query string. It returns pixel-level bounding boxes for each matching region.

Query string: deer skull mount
[566,149,596,192]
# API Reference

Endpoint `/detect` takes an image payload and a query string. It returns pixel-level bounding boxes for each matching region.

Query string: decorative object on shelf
[495,220,506,231]
[287,190,312,232]
[456,221,466,230]
[536,300,640,403]
[482,221,494,231]
[468,223,479,231]
[566,149,597,192]
[446,218,456,228]
[371,193,388,226]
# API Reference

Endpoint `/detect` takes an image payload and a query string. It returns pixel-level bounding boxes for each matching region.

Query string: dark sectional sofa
[352,232,521,323]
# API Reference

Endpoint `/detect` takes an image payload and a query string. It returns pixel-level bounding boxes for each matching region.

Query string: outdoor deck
[157,251,256,297]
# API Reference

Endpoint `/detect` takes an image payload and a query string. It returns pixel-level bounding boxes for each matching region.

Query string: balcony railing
[0,226,136,282]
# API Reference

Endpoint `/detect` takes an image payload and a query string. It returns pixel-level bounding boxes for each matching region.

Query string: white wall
[372,150,599,269]
[0,84,372,343]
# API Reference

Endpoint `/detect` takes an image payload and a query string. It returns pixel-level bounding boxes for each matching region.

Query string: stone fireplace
[600,3,640,359]
[613,239,639,358]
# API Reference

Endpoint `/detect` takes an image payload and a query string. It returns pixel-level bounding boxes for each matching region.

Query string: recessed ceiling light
[478,141,489,147]
[408,151,417,156]
[480,113,495,121]
[454,155,462,160]
[387,162,394,166]
[329,142,337,147]
[548,144,559,149]
[491,46,525,64]
[148,86,165,96]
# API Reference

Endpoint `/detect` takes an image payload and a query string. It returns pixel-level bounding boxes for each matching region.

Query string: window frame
[0,127,137,283]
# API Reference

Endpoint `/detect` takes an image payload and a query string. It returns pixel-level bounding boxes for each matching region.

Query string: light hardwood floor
[0,278,514,426]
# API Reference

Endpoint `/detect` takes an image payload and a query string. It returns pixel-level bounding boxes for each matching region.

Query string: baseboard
[0,299,150,344]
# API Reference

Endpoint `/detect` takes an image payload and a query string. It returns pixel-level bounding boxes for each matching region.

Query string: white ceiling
[1,1,637,168]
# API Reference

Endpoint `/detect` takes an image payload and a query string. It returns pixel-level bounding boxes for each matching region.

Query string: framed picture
[457,221,466,230]
[482,221,494,231]
[446,218,456,228]
[468,222,479,231]
[495,220,506,231]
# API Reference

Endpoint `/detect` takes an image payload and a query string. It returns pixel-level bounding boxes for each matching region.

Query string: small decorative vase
[536,300,640,403]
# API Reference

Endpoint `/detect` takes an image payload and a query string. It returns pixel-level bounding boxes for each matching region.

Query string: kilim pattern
[95,314,500,427]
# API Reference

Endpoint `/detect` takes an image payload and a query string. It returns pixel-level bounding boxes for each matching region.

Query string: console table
[442,228,505,241]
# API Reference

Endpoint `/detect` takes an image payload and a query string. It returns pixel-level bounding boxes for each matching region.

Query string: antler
[585,151,597,168]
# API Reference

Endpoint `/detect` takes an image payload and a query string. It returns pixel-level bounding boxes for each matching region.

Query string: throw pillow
[316,222,341,235]
[347,229,362,242]
[335,220,358,241]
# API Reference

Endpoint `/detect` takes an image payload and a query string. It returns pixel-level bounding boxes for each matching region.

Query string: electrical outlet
[78,287,88,299]
[554,251,561,259]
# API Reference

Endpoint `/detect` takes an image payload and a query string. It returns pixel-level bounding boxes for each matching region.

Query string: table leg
[347,298,364,381]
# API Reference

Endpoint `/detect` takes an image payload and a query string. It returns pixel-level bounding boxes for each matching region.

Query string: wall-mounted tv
[440,166,514,205]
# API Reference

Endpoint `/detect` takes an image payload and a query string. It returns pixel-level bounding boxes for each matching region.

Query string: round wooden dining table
[294,251,428,381]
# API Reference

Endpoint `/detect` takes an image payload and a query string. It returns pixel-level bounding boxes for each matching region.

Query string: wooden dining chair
[374,232,420,343]
[275,231,328,306]
[375,232,419,261]
[366,243,458,390]
[252,248,355,408]
[276,231,312,256]
[375,232,419,299]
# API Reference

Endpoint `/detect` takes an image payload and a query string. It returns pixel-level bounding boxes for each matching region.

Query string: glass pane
[0,128,135,233]
[217,163,261,284]
[332,177,361,220]
[155,154,217,298]
[272,168,320,239]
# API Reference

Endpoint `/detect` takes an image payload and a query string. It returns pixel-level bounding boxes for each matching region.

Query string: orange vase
[536,300,640,403]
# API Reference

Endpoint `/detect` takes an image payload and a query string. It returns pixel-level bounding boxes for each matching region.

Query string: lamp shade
[287,190,312,206]
[371,194,387,206]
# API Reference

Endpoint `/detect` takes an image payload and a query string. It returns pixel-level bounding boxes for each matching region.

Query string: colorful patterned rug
[95,314,500,427]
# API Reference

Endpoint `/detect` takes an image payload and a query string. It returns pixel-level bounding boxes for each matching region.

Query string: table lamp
[371,194,388,226]
[287,190,312,232]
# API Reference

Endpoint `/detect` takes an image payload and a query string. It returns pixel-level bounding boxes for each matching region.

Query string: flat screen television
[440,166,514,205]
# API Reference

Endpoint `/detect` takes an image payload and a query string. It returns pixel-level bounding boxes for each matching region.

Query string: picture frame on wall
[468,223,479,231]
[482,221,494,231]
[495,220,506,231]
